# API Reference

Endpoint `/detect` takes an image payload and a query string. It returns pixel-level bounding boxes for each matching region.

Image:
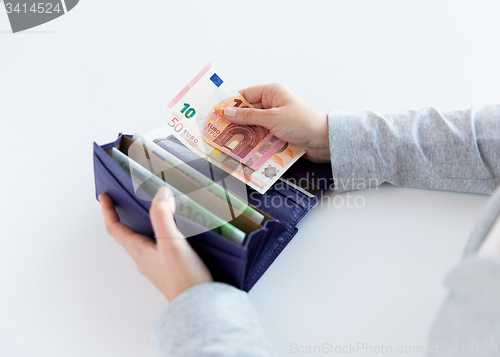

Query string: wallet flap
[94,148,154,237]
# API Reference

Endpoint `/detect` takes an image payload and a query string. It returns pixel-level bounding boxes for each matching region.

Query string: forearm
[151,282,276,357]
[328,104,500,194]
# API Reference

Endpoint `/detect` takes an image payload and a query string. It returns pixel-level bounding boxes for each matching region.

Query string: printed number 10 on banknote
[167,64,286,170]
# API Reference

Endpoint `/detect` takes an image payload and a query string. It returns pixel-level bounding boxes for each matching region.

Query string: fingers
[99,193,155,257]
[249,102,264,109]
[224,106,275,129]
[100,194,135,240]
[150,187,184,245]
[239,83,288,108]
[239,84,268,104]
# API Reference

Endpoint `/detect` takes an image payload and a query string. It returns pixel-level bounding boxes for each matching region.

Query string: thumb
[224,106,274,129]
[150,187,184,244]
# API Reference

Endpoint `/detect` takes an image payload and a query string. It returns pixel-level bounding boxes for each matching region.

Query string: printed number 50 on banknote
[168,64,286,170]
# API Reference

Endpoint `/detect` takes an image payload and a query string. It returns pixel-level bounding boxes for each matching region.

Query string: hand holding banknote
[99,187,213,302]
[164,65,312,194]
[224,84,331,164]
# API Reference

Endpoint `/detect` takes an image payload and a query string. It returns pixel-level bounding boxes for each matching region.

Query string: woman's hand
[224,83,330,163]
[99,187,213,302]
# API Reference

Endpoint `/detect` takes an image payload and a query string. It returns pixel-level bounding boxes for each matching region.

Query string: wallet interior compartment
[114,135,266,239]
[152,136,277,222]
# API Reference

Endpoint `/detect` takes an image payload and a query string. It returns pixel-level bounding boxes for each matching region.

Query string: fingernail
[153,186,171,202]
[224,107,237,119]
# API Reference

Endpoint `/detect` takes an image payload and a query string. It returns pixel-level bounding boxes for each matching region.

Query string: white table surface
[1,1,498,356]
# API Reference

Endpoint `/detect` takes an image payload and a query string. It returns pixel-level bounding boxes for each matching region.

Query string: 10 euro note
[168,63,291,170]
[151,114,305,195]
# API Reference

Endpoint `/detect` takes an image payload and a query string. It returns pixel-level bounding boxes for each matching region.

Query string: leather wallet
[94,133,333,292]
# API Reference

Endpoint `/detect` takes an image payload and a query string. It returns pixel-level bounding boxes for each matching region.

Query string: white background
[1,1,499,356]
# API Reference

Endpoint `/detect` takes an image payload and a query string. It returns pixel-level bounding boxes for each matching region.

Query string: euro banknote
[146,114,305,194]
[168,63,293,170]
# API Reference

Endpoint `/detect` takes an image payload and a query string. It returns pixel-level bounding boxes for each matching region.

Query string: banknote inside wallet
[109,136,268,237]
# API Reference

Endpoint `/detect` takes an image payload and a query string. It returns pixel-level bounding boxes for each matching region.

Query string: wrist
[306,112,331,163]
[319,113,331,162]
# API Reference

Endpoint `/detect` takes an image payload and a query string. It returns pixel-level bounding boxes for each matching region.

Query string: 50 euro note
[154,113,305,195]
[167,63,295,170]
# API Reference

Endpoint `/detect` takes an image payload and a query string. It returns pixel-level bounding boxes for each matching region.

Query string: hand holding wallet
[94,133,333,291]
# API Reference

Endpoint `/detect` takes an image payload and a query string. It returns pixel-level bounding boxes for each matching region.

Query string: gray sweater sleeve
[150,282,276,357]
[328,104,500,194]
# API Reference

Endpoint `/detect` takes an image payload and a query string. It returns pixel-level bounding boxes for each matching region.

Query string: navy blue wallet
[94,134,332,291]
